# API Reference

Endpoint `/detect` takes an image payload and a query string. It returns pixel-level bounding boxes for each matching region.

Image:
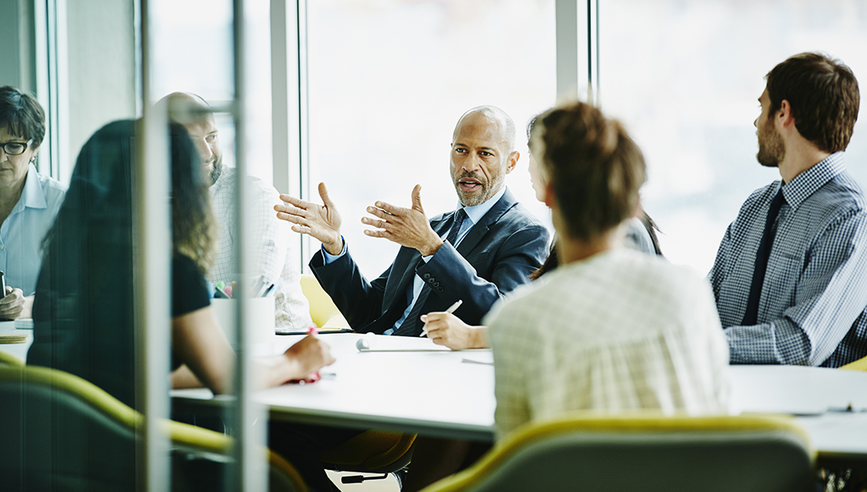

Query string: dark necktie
[394,209,467,336]
[742,189,786,326]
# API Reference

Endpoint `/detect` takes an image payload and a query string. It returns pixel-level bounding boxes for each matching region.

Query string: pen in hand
[420,299,463,337]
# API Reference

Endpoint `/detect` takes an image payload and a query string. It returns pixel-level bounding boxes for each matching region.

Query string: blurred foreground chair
[300,273,349,331]
[419,413,815,492]
[0,364,307,491]
[0,349,25,366]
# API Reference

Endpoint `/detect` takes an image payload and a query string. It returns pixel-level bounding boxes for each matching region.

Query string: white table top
[173,333,496,440]
[172,333,867,460]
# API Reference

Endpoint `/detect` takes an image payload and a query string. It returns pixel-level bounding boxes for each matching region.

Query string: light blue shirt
[0,164,66,295]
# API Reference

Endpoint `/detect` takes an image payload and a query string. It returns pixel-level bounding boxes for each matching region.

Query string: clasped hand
[361,184,443,256]
[0,287,26,320]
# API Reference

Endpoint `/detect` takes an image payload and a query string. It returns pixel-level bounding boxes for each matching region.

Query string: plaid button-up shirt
[709,152,867,367]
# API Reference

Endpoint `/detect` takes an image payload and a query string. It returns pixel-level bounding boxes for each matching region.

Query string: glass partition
[598,0,867,274]
[306,0,557,277]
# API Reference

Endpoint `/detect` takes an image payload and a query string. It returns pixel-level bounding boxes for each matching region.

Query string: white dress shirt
[210,167,313,332]
[486,248,731,438]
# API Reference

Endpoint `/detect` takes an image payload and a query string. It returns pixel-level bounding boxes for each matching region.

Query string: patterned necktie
[395,209,467,336]
[742,189,786,326]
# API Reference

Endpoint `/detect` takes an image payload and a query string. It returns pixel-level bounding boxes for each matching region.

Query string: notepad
[0,333,28,344]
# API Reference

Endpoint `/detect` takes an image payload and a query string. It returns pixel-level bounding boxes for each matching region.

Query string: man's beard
[209,157,223,185]
[756,120,785,168]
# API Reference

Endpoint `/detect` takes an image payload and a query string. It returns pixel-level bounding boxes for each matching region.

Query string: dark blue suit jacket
[310,188,550,335]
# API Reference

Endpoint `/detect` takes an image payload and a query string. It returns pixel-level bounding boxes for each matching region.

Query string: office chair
[299,273,349,330]
[419,412,815,492]
[0,364,307,492]
[0,349,24,366]
[299,273,416,483]
[839,356,867,371]
[319,431,417,484]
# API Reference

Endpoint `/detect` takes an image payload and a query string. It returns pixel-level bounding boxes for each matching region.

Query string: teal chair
[420,412,815,492]
[0,364,307,491]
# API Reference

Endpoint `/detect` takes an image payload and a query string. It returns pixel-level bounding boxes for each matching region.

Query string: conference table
[7,319,866,465]
[171,332,867,466]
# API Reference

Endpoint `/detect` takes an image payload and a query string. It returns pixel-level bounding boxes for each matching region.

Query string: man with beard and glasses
[276,105,549,337]
[162,92,313,333]
[709,52,867,367]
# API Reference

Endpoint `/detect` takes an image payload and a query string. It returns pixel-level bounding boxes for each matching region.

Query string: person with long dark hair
[28,119,333,413]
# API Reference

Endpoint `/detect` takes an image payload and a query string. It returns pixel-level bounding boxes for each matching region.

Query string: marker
[420,299,463,337]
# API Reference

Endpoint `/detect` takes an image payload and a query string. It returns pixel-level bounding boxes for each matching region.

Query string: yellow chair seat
[300,273,350,330]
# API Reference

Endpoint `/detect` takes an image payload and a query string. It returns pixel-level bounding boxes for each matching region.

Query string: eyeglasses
[0,139,34,156]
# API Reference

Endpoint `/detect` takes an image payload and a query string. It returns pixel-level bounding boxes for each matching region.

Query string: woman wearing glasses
[0,86,65,320]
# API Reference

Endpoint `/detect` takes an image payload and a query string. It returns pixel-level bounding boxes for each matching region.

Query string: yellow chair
[0,364,307,492]
[0,349,25,366]
[840,355,867,371]
[299,273,350,330]
[419,413,815,492]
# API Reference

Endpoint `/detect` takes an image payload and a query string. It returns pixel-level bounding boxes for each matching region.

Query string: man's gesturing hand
[362,184,444,256]
[275,182,344,255]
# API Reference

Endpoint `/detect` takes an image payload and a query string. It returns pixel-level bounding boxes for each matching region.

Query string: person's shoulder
[215,168,281,200]
[503,200,547,229]
[816,170,866,214]
[738,181,779,211]
[33,169,67,206]
[485,280,544,321]
[172,252,205,277]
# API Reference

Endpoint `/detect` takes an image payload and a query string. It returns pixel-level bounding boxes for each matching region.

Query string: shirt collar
[455,185,507,225]
[780,152,846,209]
[18,164,48,211]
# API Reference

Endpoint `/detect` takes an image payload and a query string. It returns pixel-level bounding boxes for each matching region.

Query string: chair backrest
[420,413,815,492]
[300,273,342,328]
[0,349,25,366]
[0,364,307,491]
[840,355,867,371]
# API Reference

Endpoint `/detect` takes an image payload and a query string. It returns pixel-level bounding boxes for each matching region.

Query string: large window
[599,0,867,274]
[307,0,556,277]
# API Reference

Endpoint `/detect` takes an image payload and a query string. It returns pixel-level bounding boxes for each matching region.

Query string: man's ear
[505,151,519,174]
[777,99,795,129]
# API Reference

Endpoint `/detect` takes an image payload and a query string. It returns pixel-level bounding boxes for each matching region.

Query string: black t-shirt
[30,253,211,410]
[172,254,211,318]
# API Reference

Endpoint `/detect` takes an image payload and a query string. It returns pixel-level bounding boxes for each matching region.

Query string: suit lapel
[456,189,517,257]
[381,213,452,313]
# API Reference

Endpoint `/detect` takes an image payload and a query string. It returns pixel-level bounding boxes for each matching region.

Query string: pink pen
[307,327,321,382]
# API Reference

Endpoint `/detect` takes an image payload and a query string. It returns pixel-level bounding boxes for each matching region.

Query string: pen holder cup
[211,297,276,357]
